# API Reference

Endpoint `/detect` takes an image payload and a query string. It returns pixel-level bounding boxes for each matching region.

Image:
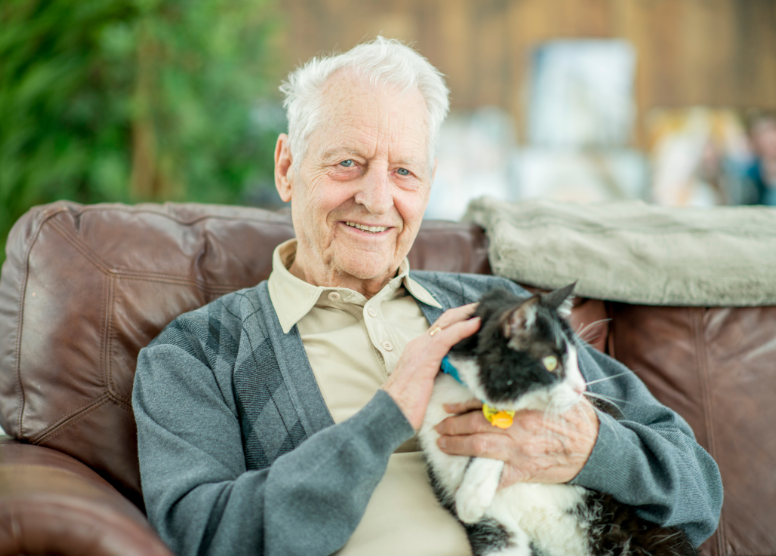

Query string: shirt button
[328,292,341,302]
[367,307,377,318]
[381,340,393,351]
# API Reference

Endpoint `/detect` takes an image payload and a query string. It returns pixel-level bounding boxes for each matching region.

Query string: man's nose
[354,166,393,215]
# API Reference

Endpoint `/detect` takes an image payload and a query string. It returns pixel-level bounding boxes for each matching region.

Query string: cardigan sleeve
[569,344,723,546]
[133,339,414,556]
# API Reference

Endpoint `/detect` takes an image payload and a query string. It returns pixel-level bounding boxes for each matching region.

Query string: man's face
[275,72,434,294]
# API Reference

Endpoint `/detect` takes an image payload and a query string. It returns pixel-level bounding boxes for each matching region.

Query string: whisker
[572,399,595,431]
[541,407,556,438]
[542,397,570,436]
[585,372,631,386]
[578,332,603,344]
[583,391,627,406]
[543,399,561,423]
[583,393,624,442]
[575,319,612,341]
[575,319,605,336]
[543,396,596,445]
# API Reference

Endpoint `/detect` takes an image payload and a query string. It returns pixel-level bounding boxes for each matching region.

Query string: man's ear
[431,158,438,184]
[275,134,293,202]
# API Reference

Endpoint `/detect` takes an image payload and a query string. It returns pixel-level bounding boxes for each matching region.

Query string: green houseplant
[0,0,284,263]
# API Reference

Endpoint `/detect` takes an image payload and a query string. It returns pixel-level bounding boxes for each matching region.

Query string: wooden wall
[278,0,776,146]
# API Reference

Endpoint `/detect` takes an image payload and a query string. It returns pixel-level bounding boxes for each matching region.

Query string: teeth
[346,221,388,233]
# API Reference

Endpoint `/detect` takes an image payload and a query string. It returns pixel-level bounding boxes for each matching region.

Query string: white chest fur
[419,374,593,556]
[490,482,591,556]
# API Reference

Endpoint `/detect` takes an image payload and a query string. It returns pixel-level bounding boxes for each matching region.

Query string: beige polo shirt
[268,239,471,556]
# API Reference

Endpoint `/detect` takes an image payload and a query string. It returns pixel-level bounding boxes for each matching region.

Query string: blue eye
[396,168,410,176]
[339,160,354,167]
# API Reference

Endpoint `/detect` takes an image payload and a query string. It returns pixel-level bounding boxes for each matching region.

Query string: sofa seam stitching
[14,206,71,437]
[102,274,114,397]
[50,219,256,291]
[107,389,133,412]
[39,209,267,413]
[104,277,132,407]
[112,273,247,292]
[49,215,257,292]
[29,394,111,444]
[69,203,295,228]
[49,218,113,275]
[691,308,724,555]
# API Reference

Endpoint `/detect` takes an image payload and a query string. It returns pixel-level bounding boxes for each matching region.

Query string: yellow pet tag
[482,404,516,429]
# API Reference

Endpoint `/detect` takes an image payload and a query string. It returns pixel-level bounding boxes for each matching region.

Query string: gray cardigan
[133,272,722,556]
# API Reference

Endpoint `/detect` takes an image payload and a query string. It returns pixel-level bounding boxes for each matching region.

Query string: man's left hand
[435,398,599,487]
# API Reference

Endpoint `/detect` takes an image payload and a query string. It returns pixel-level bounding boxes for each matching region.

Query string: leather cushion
[608,304,776,556]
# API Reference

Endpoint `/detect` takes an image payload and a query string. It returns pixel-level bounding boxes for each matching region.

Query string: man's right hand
[381,303,480,430]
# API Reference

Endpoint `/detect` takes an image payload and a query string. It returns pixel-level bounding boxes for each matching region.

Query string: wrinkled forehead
[307,71,431,160]
[320,68,426,113]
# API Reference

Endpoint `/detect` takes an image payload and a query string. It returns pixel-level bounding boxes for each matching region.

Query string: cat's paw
[455,458,503,523]
[456,492,490,523]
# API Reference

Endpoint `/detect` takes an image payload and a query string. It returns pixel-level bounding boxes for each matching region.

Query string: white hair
[279,36,450,170]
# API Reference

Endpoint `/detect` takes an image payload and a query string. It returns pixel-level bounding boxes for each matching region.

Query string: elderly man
[133,38,722,556]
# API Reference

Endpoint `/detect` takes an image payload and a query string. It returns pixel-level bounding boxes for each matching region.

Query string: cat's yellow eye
[543,355,558,372]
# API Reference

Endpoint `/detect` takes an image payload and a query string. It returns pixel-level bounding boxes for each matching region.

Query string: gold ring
[429,325,443,336]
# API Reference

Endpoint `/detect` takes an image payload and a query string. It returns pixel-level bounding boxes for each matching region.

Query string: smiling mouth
[345,221,388,233]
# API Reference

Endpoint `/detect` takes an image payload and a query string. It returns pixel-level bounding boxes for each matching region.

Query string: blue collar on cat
[441,356,464,385]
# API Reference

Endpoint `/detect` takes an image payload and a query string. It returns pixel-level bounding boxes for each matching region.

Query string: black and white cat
[418,285,696,556]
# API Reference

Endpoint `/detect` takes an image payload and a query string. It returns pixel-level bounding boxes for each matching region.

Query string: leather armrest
[0,441,172,556]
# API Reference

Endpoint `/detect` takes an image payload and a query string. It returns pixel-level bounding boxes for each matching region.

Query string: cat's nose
[572,381,586,395]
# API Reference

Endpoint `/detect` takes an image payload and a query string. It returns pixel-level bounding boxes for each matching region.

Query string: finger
[443,399,483,414]
[398,316,480,377]
[435,407,495,436]
[437,432,511,461]
[431,303,478,331]
[429,316,480,351]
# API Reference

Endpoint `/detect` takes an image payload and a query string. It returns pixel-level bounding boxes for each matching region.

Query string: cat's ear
[502,297,539,338]
[541,282,576,318]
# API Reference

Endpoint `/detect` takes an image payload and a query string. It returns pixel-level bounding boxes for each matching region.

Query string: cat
[418,284,697,556]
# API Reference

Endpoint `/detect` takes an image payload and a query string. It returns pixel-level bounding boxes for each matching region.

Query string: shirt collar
[267,239,442,333]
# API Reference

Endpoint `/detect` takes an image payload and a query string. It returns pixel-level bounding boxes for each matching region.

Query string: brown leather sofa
[0,201,772,556]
